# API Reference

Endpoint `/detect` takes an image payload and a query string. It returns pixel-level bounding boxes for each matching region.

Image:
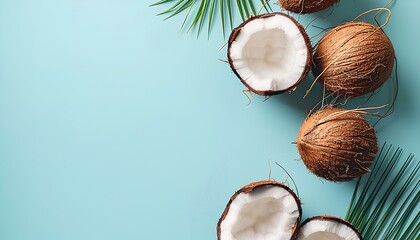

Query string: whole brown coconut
[296,107,378,181]
[313,21,395,98]
[279,0,338,14]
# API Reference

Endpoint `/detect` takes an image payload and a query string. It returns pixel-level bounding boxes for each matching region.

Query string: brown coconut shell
[228,12,312,96]
[296,107,378,181]
[313,21,395,98]
[300,216,363,239]
[217,180,302,240]
[279,0,339,14]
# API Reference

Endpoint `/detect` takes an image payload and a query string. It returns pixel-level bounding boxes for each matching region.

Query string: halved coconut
[217,180,302,240]
[297,216,362,240]
[228,13,312,96]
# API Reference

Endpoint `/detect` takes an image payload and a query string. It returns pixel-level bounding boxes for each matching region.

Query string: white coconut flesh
[229,15,308,92]
[220,185,300,240]
[298,219,360,240]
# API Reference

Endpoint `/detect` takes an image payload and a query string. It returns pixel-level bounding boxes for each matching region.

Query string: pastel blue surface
[0,0,418,239]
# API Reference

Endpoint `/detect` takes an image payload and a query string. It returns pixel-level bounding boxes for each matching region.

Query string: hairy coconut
[279,0,339,14]
[217,180,302,240]
[313,21,395,98]
[297,216,362,240]
[296,107,378,181]
[228,13,312,96]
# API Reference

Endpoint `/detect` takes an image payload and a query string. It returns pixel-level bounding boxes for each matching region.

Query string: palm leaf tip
[346,143,420,240]
[151,0,178,6]
[151,0,273,38]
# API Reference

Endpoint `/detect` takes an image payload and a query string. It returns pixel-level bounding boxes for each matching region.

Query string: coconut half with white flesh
[228,13,312,96]
[217,180,302,240]
[298,216,362,240]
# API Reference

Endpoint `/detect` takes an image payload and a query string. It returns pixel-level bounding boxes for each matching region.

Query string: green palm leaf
[150,0,272,37]
[346,143,420,240]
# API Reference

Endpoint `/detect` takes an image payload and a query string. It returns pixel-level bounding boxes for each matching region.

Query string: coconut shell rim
[217,180,302,240]
[300,215,363,240]
[227,12,313,96]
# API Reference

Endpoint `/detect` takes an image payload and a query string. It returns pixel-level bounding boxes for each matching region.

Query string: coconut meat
[298,219,360,240]
[229,15,308,92]
[220,185,300,240]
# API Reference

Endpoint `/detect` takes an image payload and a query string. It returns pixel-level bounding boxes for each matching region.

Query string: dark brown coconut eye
[217,181,302,240]
[279,0,339,14]
[296,107,378,181]
[313,21,395,98]
[228,13,312,96]
[298,216,362,240]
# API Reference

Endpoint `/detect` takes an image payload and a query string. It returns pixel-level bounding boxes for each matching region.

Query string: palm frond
[346,143,420,240]
[151,0,272,37]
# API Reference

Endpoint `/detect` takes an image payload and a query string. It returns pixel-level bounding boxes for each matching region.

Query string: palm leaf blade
[220,0,226,37]
[241,0,250,18]
[187,0,207,32]
[346,143,420,240]
[163,0,195,21]
[181,1,196,29]
[150,0,176,7]
[236,0,245,21]
[207,0,217,36]
[196,0,210,37]
[401,213,420,239]
[363,154,414,237]
[259,0,271,12]
[152,0,272,37]
[157,0,185,15]
[247,0,257,16]
[227,0,233,30]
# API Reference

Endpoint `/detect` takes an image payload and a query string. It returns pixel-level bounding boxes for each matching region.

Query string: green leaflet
[151,0,272,37]
[346,143,420,240]
[219,0,225,37]
[208,0,217,38]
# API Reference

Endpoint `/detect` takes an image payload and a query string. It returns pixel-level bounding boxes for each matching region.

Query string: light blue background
[0,0,418,239]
